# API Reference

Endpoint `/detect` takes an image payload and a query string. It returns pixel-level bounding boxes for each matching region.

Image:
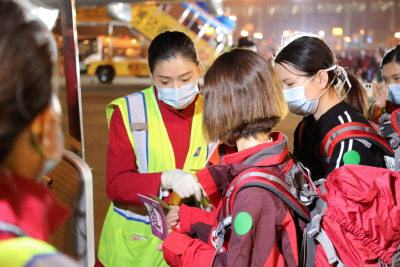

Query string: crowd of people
[2,0,400,266]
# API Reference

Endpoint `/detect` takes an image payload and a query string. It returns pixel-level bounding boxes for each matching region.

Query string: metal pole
[59,0,85,160]
[107,23,114,61]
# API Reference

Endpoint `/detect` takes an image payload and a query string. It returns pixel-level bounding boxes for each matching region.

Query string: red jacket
[162,132,307,267]
[0,173,69,241]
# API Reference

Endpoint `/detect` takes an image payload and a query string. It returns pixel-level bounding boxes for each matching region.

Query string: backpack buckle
[216,216,232,238]
[308,214,323,238]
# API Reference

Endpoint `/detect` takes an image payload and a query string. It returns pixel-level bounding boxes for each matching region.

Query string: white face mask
[387,84,400,105]
[283,65,350,117]
[156,80,200,110]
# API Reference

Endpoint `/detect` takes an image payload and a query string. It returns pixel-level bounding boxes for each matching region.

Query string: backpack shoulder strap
[223,167,311,222]
[320,122,394,166]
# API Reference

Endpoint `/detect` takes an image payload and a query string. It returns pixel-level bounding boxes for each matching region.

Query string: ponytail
[341,71,369,119]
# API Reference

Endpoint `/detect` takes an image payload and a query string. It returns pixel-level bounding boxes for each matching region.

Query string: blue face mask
[387,84,400,105]
[156,80,199,110]
[283,75,324,117]
[283,65,351,117]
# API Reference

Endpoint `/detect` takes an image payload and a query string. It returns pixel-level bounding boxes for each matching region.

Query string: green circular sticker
[343,150,360,165]
[234,212,253,235]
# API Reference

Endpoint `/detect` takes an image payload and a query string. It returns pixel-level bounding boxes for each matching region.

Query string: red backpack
[299,113,400,267]
[211,155,315,266]
[303,165,400,267]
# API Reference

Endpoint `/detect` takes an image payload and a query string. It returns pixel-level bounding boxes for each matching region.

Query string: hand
[373,82,388,108]
[157,243,163,251]
[166,206,180,229]
[161,169,202,202]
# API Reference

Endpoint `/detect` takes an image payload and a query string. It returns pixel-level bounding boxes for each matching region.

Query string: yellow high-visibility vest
[0,237,81,267]
[98,86,214,267]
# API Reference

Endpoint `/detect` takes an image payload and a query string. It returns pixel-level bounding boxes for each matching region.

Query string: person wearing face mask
[96,31,214,267]
[158,48,309,267]
[0,1,82,266]
[273,33,388,180]
[370,45,400,123]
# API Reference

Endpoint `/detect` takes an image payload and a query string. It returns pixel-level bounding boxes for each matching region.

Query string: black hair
[0,1,55,164]
[381,45,400,68]
[148,31,199,73]
[274,36,368,118]
[238,37,255,48]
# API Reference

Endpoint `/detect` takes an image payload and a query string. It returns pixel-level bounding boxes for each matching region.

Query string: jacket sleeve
[163,187,291,267]
[180,204,215,232]
[107,106,169,206]
[326,138,386,177]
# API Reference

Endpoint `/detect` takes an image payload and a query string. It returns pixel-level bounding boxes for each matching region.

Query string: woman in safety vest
[0,1,81,266]
[370,45,400,123]
[158,48,309,267]
[273,32,388,180]
[96,31,214,267]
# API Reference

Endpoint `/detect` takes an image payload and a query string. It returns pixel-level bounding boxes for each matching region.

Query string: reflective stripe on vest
[0,237,82,267]
[124,91,149,173]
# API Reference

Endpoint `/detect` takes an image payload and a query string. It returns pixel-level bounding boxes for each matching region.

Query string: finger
[157,243,163,251]
[373,83,379,97]
[179,186,191,199]
[167,216,178,224]
[168,215,179,222]
[193,183,202,202]
[383,82,388,94]
[168,210,178,216]
[170,221,177,227]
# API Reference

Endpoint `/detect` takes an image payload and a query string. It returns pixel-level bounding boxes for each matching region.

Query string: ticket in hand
[138,194,169,241]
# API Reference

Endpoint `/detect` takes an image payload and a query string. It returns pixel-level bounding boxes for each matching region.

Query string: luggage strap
[210,216,232,267]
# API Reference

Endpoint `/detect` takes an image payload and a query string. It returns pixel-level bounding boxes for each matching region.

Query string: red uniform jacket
[162,132,307,267]
[0,173,69,241]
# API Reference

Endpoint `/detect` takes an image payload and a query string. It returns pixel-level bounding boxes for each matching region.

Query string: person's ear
[316,70,330,90]
[149,70,155,84]
[30,106,53,155]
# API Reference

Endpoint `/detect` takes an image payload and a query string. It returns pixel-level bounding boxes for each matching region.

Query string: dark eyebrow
[282,77,295,83]
[179,71,192,77]
[391,73,400,77]
[157,71,192,79]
